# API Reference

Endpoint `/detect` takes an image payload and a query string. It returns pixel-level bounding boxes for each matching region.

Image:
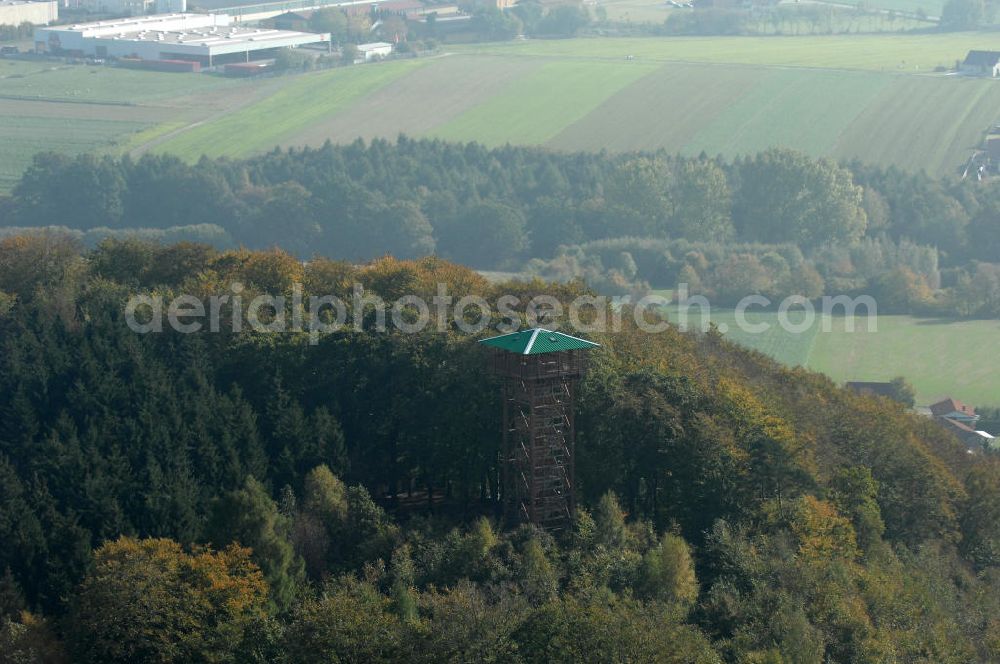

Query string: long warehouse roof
[102,26,326,49]
[37,13,329,55]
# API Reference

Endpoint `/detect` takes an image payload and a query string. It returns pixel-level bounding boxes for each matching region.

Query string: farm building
[357,41,392,61]
[34,13,330,66]
[0,0,57,27]
[960,50,1000,77]
[939,417,996,453]
[926,396,995,453]
[929,397,980,425]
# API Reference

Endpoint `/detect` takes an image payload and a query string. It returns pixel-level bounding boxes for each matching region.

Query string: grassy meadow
[0,113,147,191]
[659,303,1000,407]
[0,58,239,103]
[808,314,1000,408]
[661,304,821,366]
[585,0,935,29]
[3,32,1000,190]
[426,59,658,145]
[0,58,251,191]
[455,32,989,70]
[150,44,1000,176]
[153,59,425,160]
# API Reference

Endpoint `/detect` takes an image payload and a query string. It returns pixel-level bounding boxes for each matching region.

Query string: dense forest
[3,140,999,316]
[0,237,998,662]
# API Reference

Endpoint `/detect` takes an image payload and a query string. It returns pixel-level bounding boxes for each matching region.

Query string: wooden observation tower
[480,328,600,531]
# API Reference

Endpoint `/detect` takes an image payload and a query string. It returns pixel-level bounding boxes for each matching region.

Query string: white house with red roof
[928,397,995,453]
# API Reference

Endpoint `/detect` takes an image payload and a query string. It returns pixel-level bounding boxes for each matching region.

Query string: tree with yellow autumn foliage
[68,537,268,664]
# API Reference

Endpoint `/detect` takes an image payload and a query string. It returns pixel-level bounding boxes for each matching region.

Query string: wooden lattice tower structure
[480,328,600,531]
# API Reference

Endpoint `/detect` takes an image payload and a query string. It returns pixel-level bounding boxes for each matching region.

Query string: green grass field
[660,304,1000,407]
[427,59,657,146]
[154,59,425,160]
[830,74,1000,173]
[4,32,1000,191]
[0,59,239,103]
[0,114,148,191]
[661,304,821,366]
[283,55,540,147]
[550,64,891,156]
[455,32,992,70]
[148,33,1000,174]
[808,315,1000,407]
[152,58,1000,177]
[547,62,1000,174]
[598,0,937,27]
[0,59,249,191]
[681,68,889,156]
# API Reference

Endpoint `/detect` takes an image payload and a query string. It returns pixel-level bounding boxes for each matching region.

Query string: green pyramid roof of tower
[479,328,600,355]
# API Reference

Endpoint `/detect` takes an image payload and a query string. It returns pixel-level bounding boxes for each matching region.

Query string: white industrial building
[0,0,58,26]
[356,41,392,62]
[34,13,330,65]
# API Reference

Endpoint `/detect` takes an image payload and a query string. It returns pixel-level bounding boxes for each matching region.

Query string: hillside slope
[1,244,997,661]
